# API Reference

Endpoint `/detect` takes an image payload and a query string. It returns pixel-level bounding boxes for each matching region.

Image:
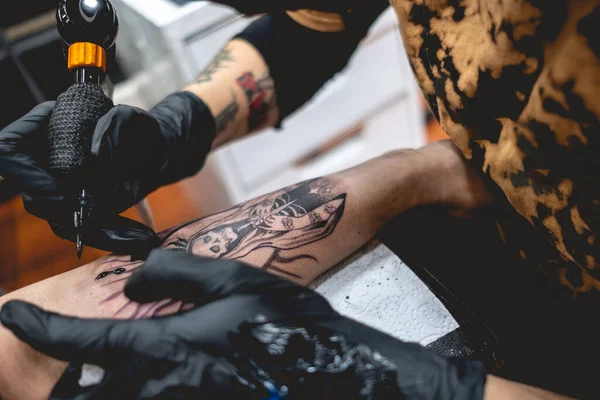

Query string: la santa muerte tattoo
[164,178,346,279]
[94,178,346,318]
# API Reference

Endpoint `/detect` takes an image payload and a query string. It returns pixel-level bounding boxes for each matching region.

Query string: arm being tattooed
[96,178,347,319]
[0,148,430,400]
[164,178,345,280]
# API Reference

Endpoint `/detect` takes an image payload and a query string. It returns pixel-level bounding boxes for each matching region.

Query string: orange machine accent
[67,42,106,72]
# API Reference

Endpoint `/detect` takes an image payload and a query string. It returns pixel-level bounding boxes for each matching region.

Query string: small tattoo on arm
[196,48,234,83]
[215,90,240,133]
[95,261,186,320]
[95,267,127,280]
[236,72,276,130]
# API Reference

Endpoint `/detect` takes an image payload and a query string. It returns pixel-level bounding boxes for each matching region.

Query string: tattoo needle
[74,208,83,260]
[74,190,88,260]
[76,229,83,259]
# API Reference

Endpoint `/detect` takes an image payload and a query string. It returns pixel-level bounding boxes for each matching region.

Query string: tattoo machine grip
[47,0,119,258]
[48,0,119,178]
[48,83,113,178]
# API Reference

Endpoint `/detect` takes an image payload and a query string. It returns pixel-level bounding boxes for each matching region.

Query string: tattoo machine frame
[48,0,153,259]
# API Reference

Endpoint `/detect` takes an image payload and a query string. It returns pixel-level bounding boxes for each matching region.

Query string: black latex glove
[0,102,58,199]
[0,250,486,400]
[3,91,215,255]
[0,102,150,255]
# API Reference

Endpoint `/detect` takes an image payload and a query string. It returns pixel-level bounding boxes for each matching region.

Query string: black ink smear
[95,268,127,281]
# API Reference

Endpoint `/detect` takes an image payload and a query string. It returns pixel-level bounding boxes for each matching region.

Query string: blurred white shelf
[111,0,425,207]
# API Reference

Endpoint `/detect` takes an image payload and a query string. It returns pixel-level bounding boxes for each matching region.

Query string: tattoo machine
[47,0,118,259]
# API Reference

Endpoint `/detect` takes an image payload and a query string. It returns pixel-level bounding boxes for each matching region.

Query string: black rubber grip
[48,83,114,177]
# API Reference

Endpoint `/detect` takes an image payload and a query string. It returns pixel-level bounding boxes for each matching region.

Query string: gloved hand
[0,102,58,200]
[0,250,487,400]
[0,102,160,255]
[0,91,216,255]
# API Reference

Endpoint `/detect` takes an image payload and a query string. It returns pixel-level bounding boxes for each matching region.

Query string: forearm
[181,7,386,150]
[484,376,572,400]
[0,146,562,399]
[0,150,420,399]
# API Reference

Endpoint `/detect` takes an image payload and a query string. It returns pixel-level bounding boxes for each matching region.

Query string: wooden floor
[0,110,446,292]
[0,182,202,292]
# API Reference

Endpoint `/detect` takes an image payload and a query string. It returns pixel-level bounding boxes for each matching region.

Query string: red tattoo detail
[237,72,272,130]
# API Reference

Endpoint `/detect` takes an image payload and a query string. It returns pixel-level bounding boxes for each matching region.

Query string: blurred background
[0,0,447,292]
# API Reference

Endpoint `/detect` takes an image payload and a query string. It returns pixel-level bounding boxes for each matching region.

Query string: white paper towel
[313,241,458,346]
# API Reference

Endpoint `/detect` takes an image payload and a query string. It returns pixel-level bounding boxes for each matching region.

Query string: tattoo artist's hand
[0,102,56,200]
[0,250,486,400]
[0,102,161,255]
[1,90,216,255]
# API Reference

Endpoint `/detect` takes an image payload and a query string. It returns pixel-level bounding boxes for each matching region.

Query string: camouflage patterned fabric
[391,0,600,299]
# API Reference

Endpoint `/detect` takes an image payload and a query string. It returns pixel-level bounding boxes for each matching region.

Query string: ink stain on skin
[95,268,127,281]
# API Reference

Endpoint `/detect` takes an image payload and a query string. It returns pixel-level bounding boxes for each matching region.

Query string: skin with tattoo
[94,177,349,319]
[0,143,450,400]
[184,39,279,149]
[0,139,559,400]
[195,47,234,83]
